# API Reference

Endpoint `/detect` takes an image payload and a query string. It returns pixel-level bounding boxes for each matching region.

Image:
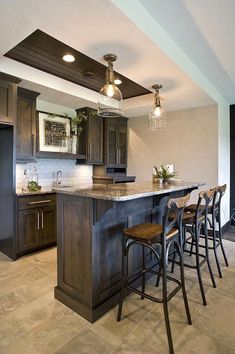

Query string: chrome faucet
[56,170,62,187]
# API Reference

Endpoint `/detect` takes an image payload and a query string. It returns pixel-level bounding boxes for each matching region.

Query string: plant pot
[152,175,163,184]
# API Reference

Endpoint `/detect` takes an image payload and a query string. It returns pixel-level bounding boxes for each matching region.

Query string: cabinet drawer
[18,194,56,210]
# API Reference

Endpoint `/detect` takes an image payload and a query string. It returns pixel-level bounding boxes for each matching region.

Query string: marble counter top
[16,188,56,196]
[53,181,204,201]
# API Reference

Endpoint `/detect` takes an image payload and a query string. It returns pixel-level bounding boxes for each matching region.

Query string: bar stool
[170,189,217,306]
[117,194,192,354]
[185,184,229,278]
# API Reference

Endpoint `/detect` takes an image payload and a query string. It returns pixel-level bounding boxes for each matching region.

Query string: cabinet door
[40,206,56,246]
[16,88,39,161]
[106,117,127,167]
[18,209,40,252]
[87,114,103,164]
[0,79,17,124]
[16,96,35,160]
[117,122,127,167]
[106,120,118,167]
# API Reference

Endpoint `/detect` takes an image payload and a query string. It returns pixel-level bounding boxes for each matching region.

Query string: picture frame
[37,111,71,153]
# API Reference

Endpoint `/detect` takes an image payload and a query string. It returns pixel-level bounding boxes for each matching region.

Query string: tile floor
[0,239,235,354]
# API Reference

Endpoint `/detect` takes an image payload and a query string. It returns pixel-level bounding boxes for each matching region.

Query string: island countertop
[53,181,204,201]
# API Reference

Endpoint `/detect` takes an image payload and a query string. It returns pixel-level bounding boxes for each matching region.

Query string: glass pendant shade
[148,84,166,130]
[97,54,124,117]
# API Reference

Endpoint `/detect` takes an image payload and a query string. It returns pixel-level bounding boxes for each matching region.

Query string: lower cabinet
[17,194,56,255]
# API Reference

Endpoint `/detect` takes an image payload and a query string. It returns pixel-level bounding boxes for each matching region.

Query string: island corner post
[54,183,200,323]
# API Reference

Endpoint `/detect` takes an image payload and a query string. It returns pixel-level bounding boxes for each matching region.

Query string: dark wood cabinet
[76,107,103,165]
[18,208,40,252]
[93,116,135,183]
[105,117,127,168]
[0,77,17,125]
[17,194,56,256]
[16,87,40,161]
[40,205,57,246]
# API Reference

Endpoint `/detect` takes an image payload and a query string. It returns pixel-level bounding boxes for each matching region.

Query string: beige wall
[127,104,218,203]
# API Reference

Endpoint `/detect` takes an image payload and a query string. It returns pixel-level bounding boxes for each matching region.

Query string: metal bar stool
[185,184,229,278]
[117,194,192,354]
[170,189,217,306]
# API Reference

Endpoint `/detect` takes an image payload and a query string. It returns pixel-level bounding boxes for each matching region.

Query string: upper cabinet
[105,117,127,168]
[76,107,103,165]
[0,74,19,125]
[16,87,40,162]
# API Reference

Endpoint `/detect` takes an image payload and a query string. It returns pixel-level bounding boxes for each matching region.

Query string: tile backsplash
[16,159,93,189]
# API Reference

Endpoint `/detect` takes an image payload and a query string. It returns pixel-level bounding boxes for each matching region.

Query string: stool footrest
[126,281,182,304]
[170,250,207,269]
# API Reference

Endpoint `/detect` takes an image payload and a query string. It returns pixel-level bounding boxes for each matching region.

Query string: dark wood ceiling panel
[5,29,151,99]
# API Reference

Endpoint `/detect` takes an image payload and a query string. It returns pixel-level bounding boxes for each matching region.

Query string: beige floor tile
[175,324,235,354]
[55,327,117,354]
[0,268,47,297]
[34,260,57,277]
[14,275,55,303]
[0,291,25,315]
[0,337,36,354]
[113,332,162,354]
[89,293,153,346]
[22,308,88,354]
[195,289,235,349]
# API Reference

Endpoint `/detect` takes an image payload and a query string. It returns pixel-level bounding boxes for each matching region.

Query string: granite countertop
[53,181,204,201]
[16,188,56,196]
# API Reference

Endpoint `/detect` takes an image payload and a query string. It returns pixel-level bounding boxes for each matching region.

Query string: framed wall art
[37,111,71,153]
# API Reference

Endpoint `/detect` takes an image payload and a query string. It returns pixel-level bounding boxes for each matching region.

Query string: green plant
[27,181,41,192]
[153,165,175,180]
[64,111,96,136]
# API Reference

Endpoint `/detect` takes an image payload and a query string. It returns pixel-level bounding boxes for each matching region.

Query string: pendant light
[97,54,124,117]
[149,84,166,130]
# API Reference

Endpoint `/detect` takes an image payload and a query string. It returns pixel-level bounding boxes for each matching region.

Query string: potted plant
[153,165,176,184]
[64,112,88,154]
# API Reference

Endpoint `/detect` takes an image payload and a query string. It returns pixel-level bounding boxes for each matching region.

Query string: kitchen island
[54,181,203,322]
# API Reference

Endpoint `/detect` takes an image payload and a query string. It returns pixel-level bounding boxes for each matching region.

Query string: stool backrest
[212,184,226,219]
[164,194,190,238]
[196,189,216,222]
[215,184,226,208]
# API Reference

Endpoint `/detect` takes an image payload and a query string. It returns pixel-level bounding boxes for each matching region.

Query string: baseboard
[207,220,231,237]
[222,220,231,233]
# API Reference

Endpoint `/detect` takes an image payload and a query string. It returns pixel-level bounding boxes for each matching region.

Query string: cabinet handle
[116,148,119,164]
[37,213,40,230]
[28,200,51,205]
[117,149,120,164]
[41,212,44,229]
[31,134,34,156]
[88,140,92,161]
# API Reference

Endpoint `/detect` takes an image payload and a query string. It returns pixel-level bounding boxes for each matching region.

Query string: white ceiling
[139,0,235,103]
[0,0,228,117]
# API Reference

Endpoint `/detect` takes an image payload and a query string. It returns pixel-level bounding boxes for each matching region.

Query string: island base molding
[54,285,121,323]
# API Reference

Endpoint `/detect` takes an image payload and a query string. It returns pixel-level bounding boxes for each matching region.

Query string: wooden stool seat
[124,223,178,244]
[169,211,204,225]
[185,204,212,214]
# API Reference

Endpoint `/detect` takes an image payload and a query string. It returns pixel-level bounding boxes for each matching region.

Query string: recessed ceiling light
[62,54,75,62]
[114,78,122,85]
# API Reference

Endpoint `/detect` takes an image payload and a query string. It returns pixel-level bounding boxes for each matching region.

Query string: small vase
[152,175,163,184]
